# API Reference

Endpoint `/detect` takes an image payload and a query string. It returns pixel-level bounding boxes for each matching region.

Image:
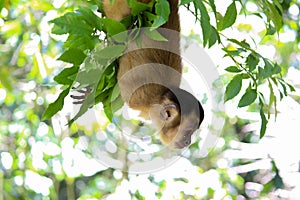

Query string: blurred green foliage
[0,0,299,200]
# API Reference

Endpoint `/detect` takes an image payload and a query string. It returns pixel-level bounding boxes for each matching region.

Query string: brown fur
[103,0,204,148]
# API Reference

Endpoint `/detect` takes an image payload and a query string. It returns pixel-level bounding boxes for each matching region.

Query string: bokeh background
[1,0,300,199]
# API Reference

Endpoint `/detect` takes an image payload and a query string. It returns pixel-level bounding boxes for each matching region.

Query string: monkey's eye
[166,110,171,118]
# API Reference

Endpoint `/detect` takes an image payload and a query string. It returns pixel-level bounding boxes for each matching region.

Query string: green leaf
[64,34,98,51]
[266,23,276,35]
[258,1,282,34]
[286,82,296,92]
[221,2,237,30]
[267,1,282,31]
[51,12,93,35]
[96,64,116,93]
[110,84,121,102]
[54,65,79,85]
[259,107,268,138]
[100,18,127,35]
[104,92,123,121]
[129,0,152,15]
[264,59,274,76]
[77,7,103,31]
[268,80,276,118]
[253,12,263,19]
[258,67,266,78]
[216,12,224,31]
[95,89,110,105]
[58,49,86,65]
[92,63,120,120]
[238,88,257,107]
[241,73,250,79]
[102,75,117,92]
[208,26,220,47]
[208,0,217,17]
[180,0,193,5]
[76,69,102,86]
[42,87,70,120]
[222,47,245,57]
[228,38,251,49]
[94,45,126,61]
[144,28,168,41]
[69,63,117,124]
[81,57,95,70]
[278,79,288,97]
[97,1,105,13]
[151,0,170,30]
[144,11,157,21]
[262,181,274,194]
[120,15,136,28]
[272,63,281,74]
[273,0,283,14]
[273,171,284,189]
[246,53,259,72]
[225,66,242,73]
[225,74,243,101]
[259,59,274,78]
[195,1,212,47]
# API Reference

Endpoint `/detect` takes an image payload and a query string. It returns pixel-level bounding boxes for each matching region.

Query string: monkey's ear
[160,104,179,122]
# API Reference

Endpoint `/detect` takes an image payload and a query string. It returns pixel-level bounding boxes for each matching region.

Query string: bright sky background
[1,0,300,199]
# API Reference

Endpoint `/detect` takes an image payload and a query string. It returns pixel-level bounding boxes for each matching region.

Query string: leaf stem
[220,41,258,89]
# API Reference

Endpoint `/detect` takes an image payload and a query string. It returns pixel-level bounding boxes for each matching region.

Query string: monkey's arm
[103,0,131,21]
[103,0,153,21]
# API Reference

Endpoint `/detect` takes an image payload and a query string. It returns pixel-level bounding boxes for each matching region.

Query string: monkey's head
[150,87,204,149]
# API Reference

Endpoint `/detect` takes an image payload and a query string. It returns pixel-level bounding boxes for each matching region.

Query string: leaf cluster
[181,0,294,138]
[181,0,283,46]
[42,0,171,123]
[223,38,294,138]
[43,0,295,139]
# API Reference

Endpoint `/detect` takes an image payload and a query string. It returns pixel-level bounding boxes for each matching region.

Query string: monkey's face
[151,102,203,149]
[172,112,201,149]
[158,108,202,149]
[152,88,204,149]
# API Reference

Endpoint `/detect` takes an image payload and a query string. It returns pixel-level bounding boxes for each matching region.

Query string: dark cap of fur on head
[162,87,204,127]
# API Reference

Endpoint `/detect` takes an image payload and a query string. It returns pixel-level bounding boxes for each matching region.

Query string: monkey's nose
[176,137,191,148]
[184,137,191,146]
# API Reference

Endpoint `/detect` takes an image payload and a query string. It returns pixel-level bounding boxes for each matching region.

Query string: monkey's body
[103,0,204,148]
[104,0,181,110]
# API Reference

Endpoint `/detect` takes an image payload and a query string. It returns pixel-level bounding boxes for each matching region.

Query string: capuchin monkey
[101,0,204,149]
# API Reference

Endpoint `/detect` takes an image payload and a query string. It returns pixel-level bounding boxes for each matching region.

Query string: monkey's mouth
[174,144,186,149]
[174,141,189,149]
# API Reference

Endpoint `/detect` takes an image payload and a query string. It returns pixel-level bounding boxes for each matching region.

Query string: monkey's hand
[70,87,92,105]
